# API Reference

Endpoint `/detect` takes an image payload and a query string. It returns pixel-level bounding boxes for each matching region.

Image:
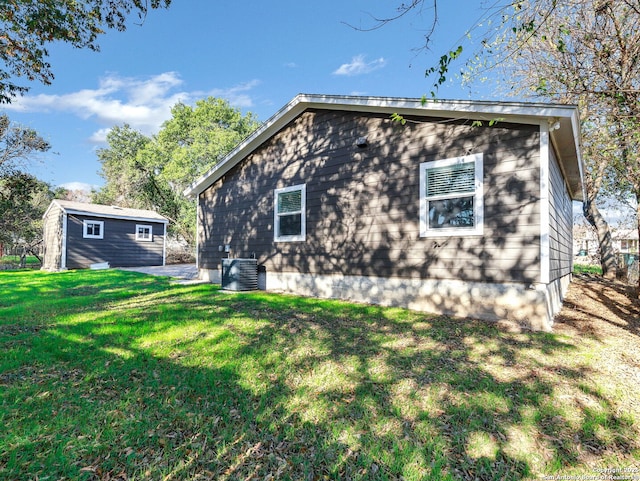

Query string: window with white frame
[274,184,306,242]
[419,153,484,237]
[83,220,104,239]
[135,224,153,241]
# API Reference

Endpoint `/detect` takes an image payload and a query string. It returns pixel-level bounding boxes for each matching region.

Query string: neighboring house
[184,94,583,331]
[42,200,168,270]
[573,224,599,258]
[612,228,639,255]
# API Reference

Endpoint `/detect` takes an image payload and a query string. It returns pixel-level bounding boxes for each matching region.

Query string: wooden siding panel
[65,215,165,268]
[42,203,64,270]
[548,146,574,280]
[199,109,542,283]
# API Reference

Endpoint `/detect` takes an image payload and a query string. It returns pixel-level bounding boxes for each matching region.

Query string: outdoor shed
[184,94,584,331]
[42,200,168,270]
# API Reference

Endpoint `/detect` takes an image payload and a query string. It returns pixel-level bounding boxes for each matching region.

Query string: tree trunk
[583,198,617,279]
[636,194,640,296]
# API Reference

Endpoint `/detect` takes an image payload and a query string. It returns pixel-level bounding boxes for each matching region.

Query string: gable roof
[44,200,169,224]
[183,93,584,201]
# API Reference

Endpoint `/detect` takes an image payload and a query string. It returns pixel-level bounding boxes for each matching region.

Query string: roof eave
[183,93,583,199]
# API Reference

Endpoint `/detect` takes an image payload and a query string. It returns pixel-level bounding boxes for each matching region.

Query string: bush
[573,263,603,275]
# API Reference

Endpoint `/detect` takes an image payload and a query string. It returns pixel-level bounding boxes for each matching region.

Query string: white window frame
[419,153,484,237]
[83,220,104,239]
[274,183,306,242]
[135,224,153,242]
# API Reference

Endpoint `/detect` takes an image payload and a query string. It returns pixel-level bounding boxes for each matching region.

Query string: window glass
[420,154,483,237]
[83,220,104,239]
[274,184,306,242]
[136,225,152,241]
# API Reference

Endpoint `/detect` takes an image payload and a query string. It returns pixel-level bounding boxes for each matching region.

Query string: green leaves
[0,0,172,103]
[424,45,463,98]
[93,97,260,246]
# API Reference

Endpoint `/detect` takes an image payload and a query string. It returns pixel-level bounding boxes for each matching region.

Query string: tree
[371,1,637,281]
[93,124,151,207]
[0,114,53,256]
[0,113,50,174]
[0,0,171,103]
[93,97,260,246]
[487,0,640,286]
[0,172,53,245]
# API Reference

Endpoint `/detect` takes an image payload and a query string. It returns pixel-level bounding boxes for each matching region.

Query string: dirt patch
[555,274,640,339]
[554,274,640,417]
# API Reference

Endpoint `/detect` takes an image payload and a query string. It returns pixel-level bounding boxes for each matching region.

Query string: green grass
[0,255,41,268]
[573,263,603,275]
[0,270,638,480]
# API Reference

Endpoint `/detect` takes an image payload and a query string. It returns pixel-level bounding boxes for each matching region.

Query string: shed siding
[548,146,573,281]
[199,109,541,284]
[65,215,165,268]
[42,203,64,271]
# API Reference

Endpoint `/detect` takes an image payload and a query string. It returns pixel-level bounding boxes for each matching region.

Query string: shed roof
[45,200,169,224]
[183,93,584,201]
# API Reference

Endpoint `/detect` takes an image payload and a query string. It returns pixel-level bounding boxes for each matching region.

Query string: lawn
[1,270,638,480]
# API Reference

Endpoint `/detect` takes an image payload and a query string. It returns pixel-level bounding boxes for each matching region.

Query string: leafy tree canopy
[93,97,260,245]
[0,114,55,247]
[0,0,171,103]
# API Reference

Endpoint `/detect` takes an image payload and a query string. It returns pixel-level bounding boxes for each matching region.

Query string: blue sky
[3,0,496,191]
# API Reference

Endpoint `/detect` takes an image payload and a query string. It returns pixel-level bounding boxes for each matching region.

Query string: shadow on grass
[1,270,638,480]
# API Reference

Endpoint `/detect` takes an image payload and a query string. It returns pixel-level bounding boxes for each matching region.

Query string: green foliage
[93,98,260,245]
[424,45,463,97]
[573,264,603,275]
[0,0,171,103]
[0,115,54,246]
[0,172,55,245]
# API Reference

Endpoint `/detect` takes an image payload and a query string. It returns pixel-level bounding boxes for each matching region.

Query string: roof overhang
[183,93,584,201]
[45,200,169,224]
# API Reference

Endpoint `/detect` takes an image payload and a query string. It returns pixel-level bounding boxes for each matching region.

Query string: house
[612,228,639,255]
[42,200,168,270]
[184,94,584,331]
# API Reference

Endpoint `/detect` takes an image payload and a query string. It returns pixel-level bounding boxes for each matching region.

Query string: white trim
[540,123,551,284]
[61,213,68,270]
[63,209,168,224]
[419,153,484,237]
[83,220,104,239]
[135,224,153,242]
[274,183,306,242]
[195,198,200,270]
[162,222,167,266]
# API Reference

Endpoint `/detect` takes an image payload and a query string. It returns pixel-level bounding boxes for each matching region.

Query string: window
[136,224,153,241]
[419,153,483,237]
[83,220,104,239]
[274,184,306,242]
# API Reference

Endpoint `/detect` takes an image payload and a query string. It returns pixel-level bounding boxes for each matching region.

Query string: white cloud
[59,181,96,192]
[333,55,387,76]
[5,72,260,142]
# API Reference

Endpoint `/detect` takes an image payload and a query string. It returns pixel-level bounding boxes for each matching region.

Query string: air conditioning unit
[221,258,258,291]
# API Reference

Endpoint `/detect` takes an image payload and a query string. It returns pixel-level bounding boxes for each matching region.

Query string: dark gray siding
[548,146,573,281]
[65,215,165,268]
[42,204,64,270]
[199,109,542,284]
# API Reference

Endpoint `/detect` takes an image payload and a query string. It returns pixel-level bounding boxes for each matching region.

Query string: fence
[617,253,639,287]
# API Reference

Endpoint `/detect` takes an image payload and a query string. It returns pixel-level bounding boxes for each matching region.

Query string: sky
[3,0,500,192]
